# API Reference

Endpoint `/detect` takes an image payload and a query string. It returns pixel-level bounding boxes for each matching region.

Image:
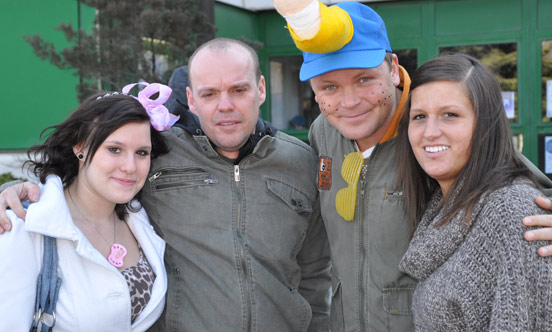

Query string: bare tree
[24,0,215,101]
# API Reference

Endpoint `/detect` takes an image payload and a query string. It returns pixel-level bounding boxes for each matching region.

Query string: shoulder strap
[30,236,62,332]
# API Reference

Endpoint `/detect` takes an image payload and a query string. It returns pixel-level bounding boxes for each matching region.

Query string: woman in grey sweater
[396,53,552,331]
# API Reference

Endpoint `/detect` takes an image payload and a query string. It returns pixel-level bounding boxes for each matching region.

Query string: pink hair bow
[122,82,179,131]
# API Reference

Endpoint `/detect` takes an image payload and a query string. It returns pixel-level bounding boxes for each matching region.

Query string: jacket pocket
[383,287,414,331]
[330,267,345,332]
[266,178,313,214]
[148,166,218,192]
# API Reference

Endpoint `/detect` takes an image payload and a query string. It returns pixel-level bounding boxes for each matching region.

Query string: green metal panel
[259,11,296,48]
[0,0,95,150]
[371,2,424,41]
[419,1,439,63]
[518,0,536,160]
[537,0,552,30]
[214,3,260,41]
[435,0,522,36]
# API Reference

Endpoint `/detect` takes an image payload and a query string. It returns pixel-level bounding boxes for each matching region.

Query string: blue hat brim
[299,49,386,81]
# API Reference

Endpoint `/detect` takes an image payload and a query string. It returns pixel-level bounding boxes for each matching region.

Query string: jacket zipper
[149,171,162,182]
[359,163,368,331]
[154,178,219,190]
[148,168,209,183]
[234,164,252,331]
[149,169,218,189]
[234,165,240,182]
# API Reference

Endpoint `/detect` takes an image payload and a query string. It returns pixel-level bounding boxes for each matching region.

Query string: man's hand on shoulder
[0,182,40,233]
[524,196,552,257]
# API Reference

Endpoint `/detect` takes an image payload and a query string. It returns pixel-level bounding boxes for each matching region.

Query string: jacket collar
[25,176,164,247]
[25,175,80,240]
[380,65,411,143]
[172,106,278,164]
[398,181,482,281]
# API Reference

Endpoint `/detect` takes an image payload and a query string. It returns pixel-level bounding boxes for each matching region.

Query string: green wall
[215,2,260,41]
[4,0,552,169]
[0,0,95,150]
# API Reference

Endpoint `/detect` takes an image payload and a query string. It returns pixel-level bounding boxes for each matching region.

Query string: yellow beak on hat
[287,1,354,54]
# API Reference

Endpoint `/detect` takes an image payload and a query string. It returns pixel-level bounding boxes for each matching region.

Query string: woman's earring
[78,153,84,160]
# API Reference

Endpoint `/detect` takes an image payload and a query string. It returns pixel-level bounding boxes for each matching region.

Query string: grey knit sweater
[399,179,552,331]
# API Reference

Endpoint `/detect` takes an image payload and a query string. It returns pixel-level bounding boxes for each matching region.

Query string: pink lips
[216,120,241,129]
[112,177,136,186]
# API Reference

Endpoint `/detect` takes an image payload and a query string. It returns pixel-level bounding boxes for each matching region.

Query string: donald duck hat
[282,1,392,81]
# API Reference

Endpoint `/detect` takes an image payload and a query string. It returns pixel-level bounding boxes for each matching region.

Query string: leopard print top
[121,249,156,323]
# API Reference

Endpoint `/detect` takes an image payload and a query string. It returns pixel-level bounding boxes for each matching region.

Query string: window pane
[440,43,518,123]
[269,56,320,130]
[512,134,523,153]
[394,49,418,76]
[538,134,552,178]
[542,40,552,122]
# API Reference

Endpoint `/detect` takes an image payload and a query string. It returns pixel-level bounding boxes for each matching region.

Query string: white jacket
[0,175,167,332]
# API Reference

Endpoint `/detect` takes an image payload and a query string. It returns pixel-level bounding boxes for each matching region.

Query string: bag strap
[30,236,62,332]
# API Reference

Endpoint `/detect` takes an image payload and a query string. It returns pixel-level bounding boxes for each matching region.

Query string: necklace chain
[67,188,128,268]
[67,188,116,247]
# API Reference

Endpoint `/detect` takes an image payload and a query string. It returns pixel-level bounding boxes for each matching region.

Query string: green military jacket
[309,115,416,332]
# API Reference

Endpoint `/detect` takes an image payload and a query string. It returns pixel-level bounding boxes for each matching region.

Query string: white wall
[0,152,36,182]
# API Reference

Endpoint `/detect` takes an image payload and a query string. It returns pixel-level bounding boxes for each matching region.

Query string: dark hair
[384,52,394,70]
[25,93,170,220]
[187,37,262,89]
[396,53,536,230]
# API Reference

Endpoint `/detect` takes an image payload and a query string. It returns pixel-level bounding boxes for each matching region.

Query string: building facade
[2,0,552,177]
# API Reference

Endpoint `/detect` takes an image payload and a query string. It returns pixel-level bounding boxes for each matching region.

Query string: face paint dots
[319,101,336,116]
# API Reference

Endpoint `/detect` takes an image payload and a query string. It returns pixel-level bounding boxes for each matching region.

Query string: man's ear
[186,87,197,115]
[391,54,401,87]
[258,75,266,106]
[310,79,321,105]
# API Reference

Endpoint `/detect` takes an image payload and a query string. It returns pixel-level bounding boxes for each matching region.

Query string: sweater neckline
[399,186,479,281]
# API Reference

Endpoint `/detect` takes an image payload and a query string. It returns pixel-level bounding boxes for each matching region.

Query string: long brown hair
[396,53,536,231]
[25,93,170,220]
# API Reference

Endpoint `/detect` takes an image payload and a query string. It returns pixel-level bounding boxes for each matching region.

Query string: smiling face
[310,55,401,150]
[75,121,152,206]
[187,44,266,159]
[408,80,477,195]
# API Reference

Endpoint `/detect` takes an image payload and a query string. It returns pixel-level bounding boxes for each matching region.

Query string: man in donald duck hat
[273,1,415,330]
[273,1,552,331]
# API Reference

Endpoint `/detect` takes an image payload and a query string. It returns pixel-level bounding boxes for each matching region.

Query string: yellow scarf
[380,65,411,143]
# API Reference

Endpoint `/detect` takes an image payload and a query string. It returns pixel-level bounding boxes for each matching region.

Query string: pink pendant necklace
[68,189,128,268]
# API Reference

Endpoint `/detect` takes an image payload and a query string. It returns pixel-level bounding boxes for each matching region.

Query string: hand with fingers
[524,196,552,257]
[0,182,40,233]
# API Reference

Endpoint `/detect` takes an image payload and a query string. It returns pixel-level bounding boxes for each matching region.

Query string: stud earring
[78,153,84,159]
